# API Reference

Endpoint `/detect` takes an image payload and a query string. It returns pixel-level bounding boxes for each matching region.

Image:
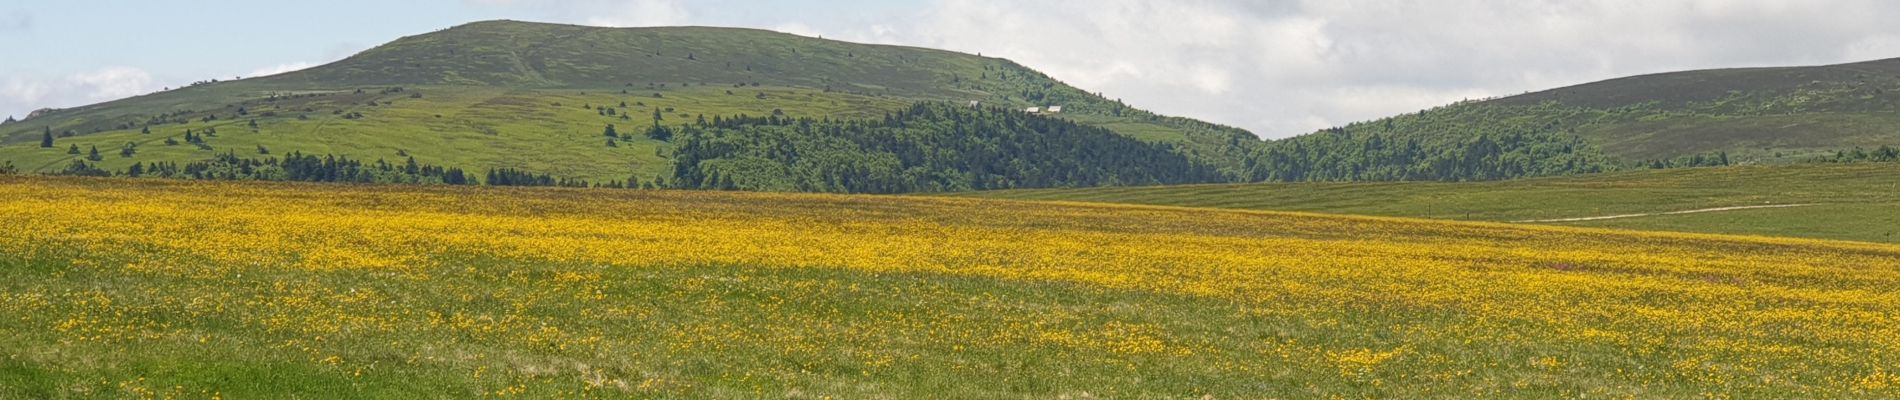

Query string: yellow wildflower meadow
[0,176,1895,398]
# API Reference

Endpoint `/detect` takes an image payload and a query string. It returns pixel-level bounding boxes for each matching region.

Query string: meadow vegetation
[1,176,1896,398]
[966,163,1900,243]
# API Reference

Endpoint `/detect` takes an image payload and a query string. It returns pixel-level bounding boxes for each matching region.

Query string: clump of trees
[485,168,587,187]
[1813,146,1900,163]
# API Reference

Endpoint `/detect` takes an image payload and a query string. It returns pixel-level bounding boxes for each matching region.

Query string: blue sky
[8,1,1900,138]
[0,0,919,83]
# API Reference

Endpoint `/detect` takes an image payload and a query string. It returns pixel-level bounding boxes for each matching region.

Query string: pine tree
[604,124,618,138]
[68,144,80,155]
[87,145,103,161]
[646,125,673,141]
[40,127,54,148]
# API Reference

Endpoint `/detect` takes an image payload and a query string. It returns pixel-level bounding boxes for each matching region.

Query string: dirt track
[1513,204,1819,223]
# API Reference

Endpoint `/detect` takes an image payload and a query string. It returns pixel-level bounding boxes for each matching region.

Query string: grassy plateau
[1,176,1897,398]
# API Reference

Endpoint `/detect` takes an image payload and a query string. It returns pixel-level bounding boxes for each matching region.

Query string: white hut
[1045,106,1063,114]
[1024,107,1042,113]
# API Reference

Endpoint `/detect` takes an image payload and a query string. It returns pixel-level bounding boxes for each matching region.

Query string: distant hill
[0,20,1256,190]
[1242,57,1900,182]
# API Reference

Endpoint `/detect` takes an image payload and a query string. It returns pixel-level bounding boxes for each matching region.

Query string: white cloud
[247,62,316,78]
[2,67,161,119]
[1845,34,1900,62]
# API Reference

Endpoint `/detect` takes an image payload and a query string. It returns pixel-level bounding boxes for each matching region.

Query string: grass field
[962,164,1900,243]
[1,176,1897,398]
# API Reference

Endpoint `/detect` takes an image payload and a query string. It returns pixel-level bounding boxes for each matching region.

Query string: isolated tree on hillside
[652,109,663,124]
[87,145,103,161]
[40,128,54,148]
[603,124,619,138]
[67,144,80,155]
[646,124,672,141]
[141,126,151,134]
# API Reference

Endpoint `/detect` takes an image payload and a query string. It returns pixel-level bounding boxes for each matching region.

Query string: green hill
[1240,58,1900,182]
[0,20,1256,189]
[958,163,1900,243]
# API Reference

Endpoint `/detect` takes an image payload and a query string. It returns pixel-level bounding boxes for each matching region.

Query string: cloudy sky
[6,0,1900,138]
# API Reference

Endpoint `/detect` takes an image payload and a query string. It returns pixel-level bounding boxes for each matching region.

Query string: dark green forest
[669,103,1229,193]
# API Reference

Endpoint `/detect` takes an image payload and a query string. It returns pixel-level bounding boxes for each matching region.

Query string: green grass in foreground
[3,177,1897,398]
[959,164,1900,243]
[0,256,1288,398]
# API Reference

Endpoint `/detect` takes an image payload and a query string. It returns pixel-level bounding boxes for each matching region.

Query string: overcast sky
[6,0,1900,138]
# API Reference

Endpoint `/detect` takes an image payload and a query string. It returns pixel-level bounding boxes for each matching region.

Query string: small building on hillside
[1024,107,1042,113]
[969,100,981,108]
[1045,106,1063,114]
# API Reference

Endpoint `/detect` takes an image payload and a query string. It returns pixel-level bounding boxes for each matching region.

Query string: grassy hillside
[965,163,1900,243]
[0,20,1257,186]
[1487,57,1900,161]
[1242,58,1900,183]
[3,176,1898,398]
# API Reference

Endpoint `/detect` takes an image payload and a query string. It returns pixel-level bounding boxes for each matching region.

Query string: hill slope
[1241,58,1900,182]
[963,163,1900,243]
[0,20,1256,189]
